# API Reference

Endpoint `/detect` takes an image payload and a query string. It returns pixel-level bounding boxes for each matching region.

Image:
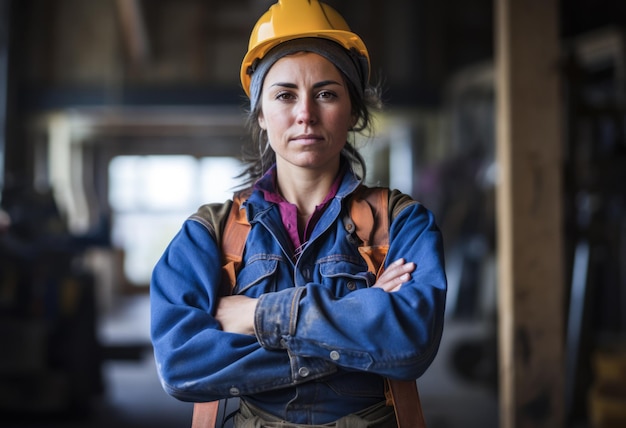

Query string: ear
[349,114,358,130]
[258,112,266,130]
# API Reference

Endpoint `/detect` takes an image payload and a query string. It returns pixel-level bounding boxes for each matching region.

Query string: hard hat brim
[240,30,370,98]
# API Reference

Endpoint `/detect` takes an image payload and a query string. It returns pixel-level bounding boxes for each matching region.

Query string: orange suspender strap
[388,379,427,428]
[348,186,390,278]
[351,187,426,428]
[218,191,250,294]
[192,187,426,427]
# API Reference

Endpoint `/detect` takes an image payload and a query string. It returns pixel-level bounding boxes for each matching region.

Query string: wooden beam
[495,0,565,427]
[115,0,150,68]
[0,0,9,201]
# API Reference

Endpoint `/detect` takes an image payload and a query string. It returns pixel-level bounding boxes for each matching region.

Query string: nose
[295,97,317,125]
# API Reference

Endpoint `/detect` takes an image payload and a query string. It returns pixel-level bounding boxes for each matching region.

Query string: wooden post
[0,0,9,201]
[495,0,565,427]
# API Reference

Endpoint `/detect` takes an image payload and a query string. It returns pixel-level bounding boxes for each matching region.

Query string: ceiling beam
[115,0,150,70]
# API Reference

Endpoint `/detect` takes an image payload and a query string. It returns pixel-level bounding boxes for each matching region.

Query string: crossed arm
[215,258,416,335]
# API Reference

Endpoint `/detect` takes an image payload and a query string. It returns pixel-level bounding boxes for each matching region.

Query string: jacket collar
[244,158,363,221]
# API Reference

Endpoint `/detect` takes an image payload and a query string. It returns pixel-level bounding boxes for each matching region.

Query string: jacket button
[347,281,356,291]
[229,387,240,396]
[330,350,340,361]
[298,367,310,378]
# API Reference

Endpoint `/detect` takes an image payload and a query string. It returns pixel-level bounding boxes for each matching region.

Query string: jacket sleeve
[150,220,335,402]
[254,201,447,381]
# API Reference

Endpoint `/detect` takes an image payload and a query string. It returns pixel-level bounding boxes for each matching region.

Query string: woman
[150,1,447,426]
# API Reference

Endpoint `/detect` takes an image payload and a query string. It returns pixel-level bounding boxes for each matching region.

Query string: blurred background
[0,0,625,427]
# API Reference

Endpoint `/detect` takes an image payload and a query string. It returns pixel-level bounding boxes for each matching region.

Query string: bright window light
[108,155,244,286]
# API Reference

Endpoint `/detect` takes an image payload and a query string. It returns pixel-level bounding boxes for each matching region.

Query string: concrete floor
[1,295,499,428]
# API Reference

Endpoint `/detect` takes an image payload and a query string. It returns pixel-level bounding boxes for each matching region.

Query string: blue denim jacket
[150,169,447,425]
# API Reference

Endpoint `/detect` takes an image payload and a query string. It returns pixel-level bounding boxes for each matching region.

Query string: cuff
[254,286,306,350]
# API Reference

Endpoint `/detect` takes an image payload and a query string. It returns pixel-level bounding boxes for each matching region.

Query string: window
[108,155,243,286]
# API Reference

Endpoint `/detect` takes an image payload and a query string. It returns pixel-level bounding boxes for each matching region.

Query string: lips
[292,133,323,143]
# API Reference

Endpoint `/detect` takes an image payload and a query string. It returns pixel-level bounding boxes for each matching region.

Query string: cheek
[327,103,356,132]
[262,110,289,132]
[333,111,355,134]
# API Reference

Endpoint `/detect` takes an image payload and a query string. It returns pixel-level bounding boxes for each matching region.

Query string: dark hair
[237,63,382,188]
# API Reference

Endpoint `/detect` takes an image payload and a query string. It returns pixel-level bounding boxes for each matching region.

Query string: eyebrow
[269,80,343,89]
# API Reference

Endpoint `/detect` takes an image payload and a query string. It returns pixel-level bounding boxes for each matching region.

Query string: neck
[275,161,340,216]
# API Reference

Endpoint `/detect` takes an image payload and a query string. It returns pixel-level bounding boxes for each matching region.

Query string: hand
[215,295,258,335]
[373,258,416,293]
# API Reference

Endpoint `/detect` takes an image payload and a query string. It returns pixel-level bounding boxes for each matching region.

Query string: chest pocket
[318,257,377,296]
[234,255,282,297]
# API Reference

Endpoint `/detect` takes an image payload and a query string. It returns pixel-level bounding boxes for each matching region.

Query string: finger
[378,261,415,283]
[375,271,412,292]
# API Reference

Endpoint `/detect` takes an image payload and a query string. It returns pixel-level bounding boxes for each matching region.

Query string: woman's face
[258,52,355,174]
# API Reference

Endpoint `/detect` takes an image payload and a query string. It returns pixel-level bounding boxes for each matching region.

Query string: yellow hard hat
[240,0,370,97]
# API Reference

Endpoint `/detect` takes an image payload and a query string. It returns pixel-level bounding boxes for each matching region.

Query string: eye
[275,91,296,101]
[317,90,337,100]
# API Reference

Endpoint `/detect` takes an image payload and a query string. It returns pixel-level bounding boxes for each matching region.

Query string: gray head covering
[248,37,367,112]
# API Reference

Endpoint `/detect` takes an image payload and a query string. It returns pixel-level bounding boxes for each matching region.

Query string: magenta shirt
[256,166,345,258]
